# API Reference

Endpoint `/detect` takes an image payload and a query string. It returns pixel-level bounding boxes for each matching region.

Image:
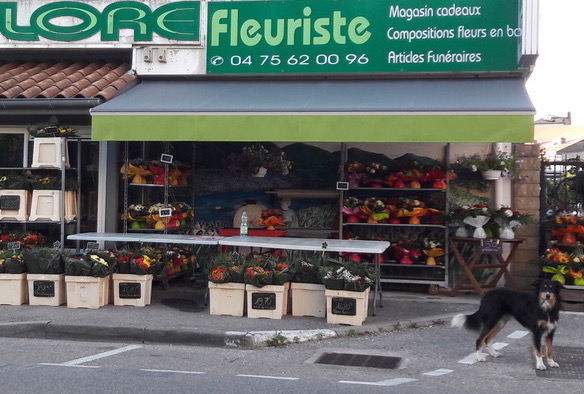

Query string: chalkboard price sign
[251,292,276,310]
[0,195,20,210]
[33,281,55,298]
[119,282,141,299]
[331,297,357,316]
[481,239,503,255]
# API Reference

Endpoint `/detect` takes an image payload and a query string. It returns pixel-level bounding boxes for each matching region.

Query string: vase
[499,226,515,240]
[252,166,268,177]
[481,170,501,180]
[455,225,470,237]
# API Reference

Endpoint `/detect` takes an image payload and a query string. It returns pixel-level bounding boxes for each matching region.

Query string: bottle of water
[240,211,248,237]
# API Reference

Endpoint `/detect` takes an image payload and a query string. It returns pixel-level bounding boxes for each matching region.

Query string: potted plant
[64,250,117,309]
[244,254,291,319]
[113,248,164,307]
[0,250,28,305]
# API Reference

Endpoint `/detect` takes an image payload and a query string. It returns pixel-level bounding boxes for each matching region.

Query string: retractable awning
[90,78,535,142]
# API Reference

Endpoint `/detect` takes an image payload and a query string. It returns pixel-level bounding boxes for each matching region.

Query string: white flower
[471,164,477,172]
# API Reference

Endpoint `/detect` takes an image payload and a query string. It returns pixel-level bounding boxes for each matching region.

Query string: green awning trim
[91,78,534,142]
[92,114,533,142]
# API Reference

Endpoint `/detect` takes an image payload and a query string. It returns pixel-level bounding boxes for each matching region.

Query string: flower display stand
[27,274,66,306]
[0,190,30,221]
[65,275,110,309]
[29,190,77,221]
[246,282,290,319]
[290,282,326,318]
[0,273,28,305]
[325,287,370,326]
[31,137,69,168]
[112,273,153,307]
[208,282,246,316]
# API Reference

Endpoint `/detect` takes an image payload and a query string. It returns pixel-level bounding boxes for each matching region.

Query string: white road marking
[458,353,479,365]
[339,378,418,386]
[61,345,142,366]
[508,330,529,339]
[39,363,99,368]
[423,369,454,376]
[493,342,509,350]
[140,369,205,375]
[236,374,299,381]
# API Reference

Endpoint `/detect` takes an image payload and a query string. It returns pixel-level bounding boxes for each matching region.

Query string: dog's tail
[451,311,482,331]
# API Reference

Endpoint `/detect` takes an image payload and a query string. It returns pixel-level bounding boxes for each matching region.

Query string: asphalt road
[1,313,583,393]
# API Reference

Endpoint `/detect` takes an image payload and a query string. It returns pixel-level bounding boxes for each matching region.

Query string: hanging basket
[481,170,501,180]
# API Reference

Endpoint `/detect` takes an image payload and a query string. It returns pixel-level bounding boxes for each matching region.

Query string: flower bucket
[0,273,28,305]
[290,282,326,317]
[246,283,289,319]
[325,287,370,326]
[27,274,66,306]
[65,275,111,309]
[499,226,515,240]
[112,273,153,307]
[208,282,246,317]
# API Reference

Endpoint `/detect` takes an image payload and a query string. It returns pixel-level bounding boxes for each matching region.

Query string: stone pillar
[512,143,541,289]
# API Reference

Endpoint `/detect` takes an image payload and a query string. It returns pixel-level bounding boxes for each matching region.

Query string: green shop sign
[0,1,200,41]
[207,0,523,74]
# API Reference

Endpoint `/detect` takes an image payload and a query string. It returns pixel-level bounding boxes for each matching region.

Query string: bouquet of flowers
[290,258,322,284]
[120,159,151,184]
[64,250,116,277]
[0,251,26,274]
[244,261,274,287]
[208,252,245,283]
[534,246,584,286]
[164,249,193,276]
[256,208,286,229]
[453,152,523,179]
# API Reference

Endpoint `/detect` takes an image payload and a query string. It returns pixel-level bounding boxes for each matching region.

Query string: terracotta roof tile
[0,61,135,100]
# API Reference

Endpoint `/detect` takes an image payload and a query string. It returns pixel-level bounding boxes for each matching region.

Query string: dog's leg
[483,320,506,358]
[533,331,546,370]
[475,326,493,362]
[545,331,560,368]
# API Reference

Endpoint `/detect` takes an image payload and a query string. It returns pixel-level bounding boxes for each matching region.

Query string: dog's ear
[554,281,565,290]
[531,278,542,288]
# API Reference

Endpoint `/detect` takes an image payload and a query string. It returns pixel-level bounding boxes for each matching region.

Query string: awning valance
[90,78,535,142]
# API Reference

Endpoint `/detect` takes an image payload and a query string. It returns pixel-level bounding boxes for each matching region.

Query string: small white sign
[336,181,349,190]
[160,154,174,163]
[158,208,172,217]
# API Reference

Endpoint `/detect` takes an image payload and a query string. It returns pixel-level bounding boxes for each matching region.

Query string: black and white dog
[451,279,563,370]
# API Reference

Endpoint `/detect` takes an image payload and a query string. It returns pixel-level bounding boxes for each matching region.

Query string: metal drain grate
[314,352,402,369]
[536,346,584,380]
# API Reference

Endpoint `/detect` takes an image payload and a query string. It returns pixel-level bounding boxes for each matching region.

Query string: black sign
[85,242,100,251]
[33,281,55,298]
[251,292,276,310]
[331,297,357,316]
[481,239,503,255]
[119,282,141,299]
[0,195,20,210]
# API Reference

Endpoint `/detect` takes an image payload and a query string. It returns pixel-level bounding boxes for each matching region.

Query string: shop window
[0,132,25,167]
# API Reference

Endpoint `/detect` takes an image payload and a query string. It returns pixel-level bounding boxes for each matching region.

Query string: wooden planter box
[561,286,584,312]
[112,274,153,307]
[246,283,289,319]
[0,190,30,221]
[325,287,370,326]
[208,282,246,316]
[0,273,28,305]
[27,274,66,306]
[290,282,326,318]
[65,275,110,309]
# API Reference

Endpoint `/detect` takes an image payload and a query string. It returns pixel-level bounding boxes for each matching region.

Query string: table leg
[450,243,485,296]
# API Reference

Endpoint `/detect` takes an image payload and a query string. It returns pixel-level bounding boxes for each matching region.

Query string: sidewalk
[0,280,481,348]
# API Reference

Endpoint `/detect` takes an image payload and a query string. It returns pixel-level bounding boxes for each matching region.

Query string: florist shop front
[0,0,540,310]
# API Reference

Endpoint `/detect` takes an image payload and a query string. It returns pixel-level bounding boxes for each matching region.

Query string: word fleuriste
[210,6,371,47]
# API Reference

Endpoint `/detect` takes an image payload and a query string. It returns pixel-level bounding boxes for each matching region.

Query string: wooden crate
[561,286,584,312]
